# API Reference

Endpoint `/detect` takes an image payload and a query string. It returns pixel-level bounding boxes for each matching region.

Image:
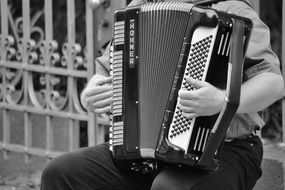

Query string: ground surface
[0,172,41,190]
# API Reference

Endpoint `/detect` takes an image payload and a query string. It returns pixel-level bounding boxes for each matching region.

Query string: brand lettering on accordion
[129,19,135,68]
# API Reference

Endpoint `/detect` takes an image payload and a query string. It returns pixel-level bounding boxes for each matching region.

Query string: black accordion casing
[109,2,252,170]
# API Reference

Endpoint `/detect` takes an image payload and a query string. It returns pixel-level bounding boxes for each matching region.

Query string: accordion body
[109,2,252,170]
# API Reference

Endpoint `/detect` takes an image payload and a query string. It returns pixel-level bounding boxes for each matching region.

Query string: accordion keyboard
[168,26,218,153]
[109,20,125,151]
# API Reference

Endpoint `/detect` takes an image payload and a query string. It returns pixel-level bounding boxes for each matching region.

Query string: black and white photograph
[0,0,284,189]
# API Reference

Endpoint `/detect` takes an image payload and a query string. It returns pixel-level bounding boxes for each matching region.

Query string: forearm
[237,72,284,114]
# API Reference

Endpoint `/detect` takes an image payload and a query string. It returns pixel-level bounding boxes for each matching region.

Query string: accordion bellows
[109,2,252,170]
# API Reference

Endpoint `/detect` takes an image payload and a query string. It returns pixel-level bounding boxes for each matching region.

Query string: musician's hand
[178,77,225,119]
[80,74,113,114]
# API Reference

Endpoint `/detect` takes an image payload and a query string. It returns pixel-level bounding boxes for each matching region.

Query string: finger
[92,97,113,108]
[88,74,109,85]
[178,89,197,100]
[178,103,195,113]
[178,97,197,107]
[86,90,113,106]
[181,112,198,119]
[94,105,112,114]
[85,85,113,97]
[97,76,113,85]
[185,77,208,89]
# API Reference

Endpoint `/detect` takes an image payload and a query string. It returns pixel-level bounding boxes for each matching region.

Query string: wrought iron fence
[0,0,125,161]
[0,0,284,163]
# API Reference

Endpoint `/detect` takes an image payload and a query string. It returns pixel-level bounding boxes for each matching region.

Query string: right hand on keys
[80,74,113,114]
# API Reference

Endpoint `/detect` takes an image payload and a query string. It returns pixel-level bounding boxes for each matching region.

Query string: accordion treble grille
[193,127,210,152]
[217,32,231,56]
[139,3,193,150]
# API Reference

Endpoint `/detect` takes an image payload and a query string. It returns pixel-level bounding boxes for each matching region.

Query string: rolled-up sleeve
[95,43,111,76]
[212,1,281,80]
[229,2,281,80]
[95,0,146,76]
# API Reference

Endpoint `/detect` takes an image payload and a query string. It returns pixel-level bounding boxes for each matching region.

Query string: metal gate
[0,0,125,161]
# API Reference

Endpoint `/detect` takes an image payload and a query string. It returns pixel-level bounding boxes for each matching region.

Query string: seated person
[40,0,284,189]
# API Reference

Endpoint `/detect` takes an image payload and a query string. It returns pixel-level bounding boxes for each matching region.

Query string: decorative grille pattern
[0,0,125,161]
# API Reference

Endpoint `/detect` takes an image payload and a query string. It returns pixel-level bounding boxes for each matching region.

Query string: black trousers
[40,135,263,190]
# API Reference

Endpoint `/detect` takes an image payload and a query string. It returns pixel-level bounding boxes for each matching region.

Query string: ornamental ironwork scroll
[0,0,125,160]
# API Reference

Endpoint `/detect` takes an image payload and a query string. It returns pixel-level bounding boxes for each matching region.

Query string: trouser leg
[151,135,263,190]
[40,143,156,190]
[41,135,263,190]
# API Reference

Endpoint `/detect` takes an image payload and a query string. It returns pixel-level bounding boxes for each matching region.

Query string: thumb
[185,77,208,89]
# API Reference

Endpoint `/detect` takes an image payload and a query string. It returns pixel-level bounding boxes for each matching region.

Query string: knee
[151,170,181,190]
[150,173,165,190]
[150,168,203,190]
[41,154,75,182]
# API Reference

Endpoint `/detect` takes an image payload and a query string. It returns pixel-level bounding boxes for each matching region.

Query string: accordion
[109,2,252,170]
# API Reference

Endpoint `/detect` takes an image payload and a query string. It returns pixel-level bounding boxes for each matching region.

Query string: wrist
[217,89,227,113]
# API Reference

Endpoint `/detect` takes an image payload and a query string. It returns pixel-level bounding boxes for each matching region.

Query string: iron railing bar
[0,0,8,35]
[282,0,285,145]
[1,0,10,160]
[22,0,32,163]
[0,142,63,158]
[1,102,109,126]
[86,0,98,146]
[44,0,54,160]
[67,0,79,152]
[7,8,20,43]
[0,61,88,77]
[0,102,89,120]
